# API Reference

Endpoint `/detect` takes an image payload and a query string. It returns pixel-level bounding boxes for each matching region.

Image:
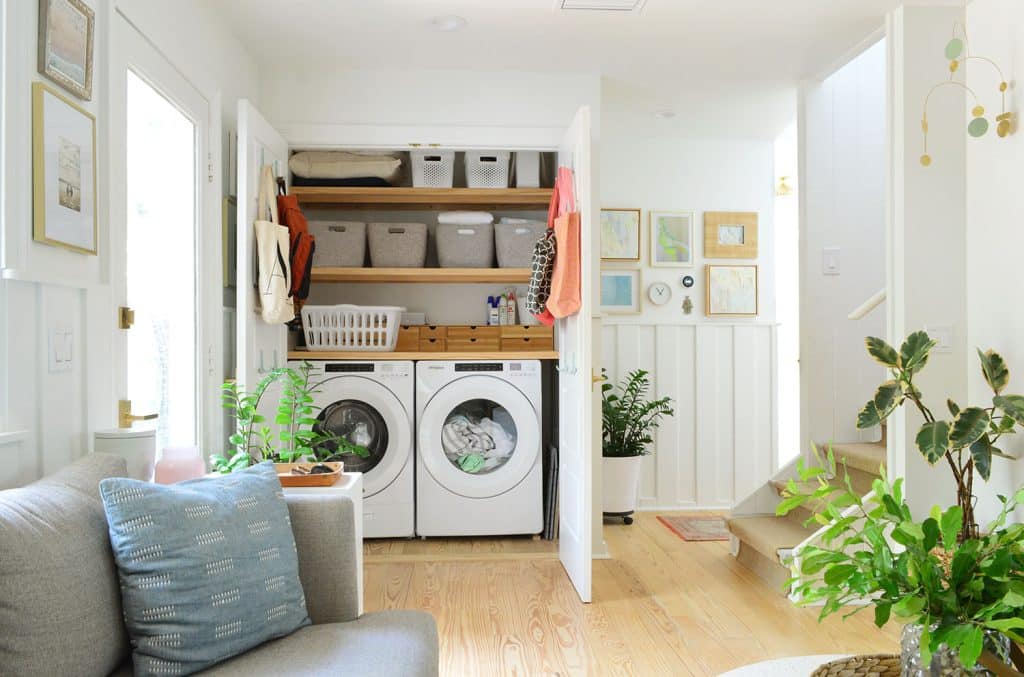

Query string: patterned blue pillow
[99,462,310,676]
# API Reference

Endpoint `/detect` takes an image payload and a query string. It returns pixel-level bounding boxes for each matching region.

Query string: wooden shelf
[292,186,552,210]
[310,267,531,284]
[289,350,559,361]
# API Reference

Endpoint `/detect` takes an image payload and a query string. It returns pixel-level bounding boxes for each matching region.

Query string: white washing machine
[299,360,414,538]
[415,360,543,537]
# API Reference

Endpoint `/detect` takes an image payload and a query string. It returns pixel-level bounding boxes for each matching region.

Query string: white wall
[0,0,260,488]
[888,5,968,516]
[964,0,1024,520]
[800,40,888,454]
[599,108,778,509]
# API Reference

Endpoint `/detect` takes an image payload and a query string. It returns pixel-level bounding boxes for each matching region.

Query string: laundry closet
[234,101,597,602]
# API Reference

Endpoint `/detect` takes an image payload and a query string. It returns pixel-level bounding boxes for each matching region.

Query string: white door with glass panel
[109,13,218,453]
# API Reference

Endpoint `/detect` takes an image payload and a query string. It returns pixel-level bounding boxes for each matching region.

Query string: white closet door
[557,106,596,603]
[236,100,289,390]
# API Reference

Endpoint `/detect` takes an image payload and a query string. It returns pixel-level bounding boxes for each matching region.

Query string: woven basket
[810,654,901,677]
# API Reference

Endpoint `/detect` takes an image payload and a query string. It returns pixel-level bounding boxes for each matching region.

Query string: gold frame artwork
[705,264,759,317]
[600,208,642,262]
[38,0,95,101]
[704,211,759,259]
[32,82,98,255]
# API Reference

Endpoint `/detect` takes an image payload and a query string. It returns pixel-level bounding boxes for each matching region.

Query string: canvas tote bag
[525,189,559,325]
[254,165,293,324]
[546,166,582,319]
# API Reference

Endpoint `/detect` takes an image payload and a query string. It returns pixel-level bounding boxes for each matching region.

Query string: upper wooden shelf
[310,267,531,284]
[292,186,553,210]
[289,350,559,362]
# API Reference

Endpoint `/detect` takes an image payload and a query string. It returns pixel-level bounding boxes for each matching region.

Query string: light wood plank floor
[363,512,900,676]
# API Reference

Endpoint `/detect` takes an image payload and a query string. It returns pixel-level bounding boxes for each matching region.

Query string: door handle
[119,399,158,429]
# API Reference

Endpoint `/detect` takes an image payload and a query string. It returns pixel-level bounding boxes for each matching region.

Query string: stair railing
[847,288,886,321]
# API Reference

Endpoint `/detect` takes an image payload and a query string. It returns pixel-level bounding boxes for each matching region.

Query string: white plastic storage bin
[367,223,427,268]
[436,223,495,268]
[301,305,405,351]
[309,221,366,267]
[514,151,541,188]
[410,150,455,188]
[465,151,511,188]
[495,221,547,268]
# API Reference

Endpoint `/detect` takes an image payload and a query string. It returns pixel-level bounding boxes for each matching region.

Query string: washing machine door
[419,375,540,499]
[312,376,411,498]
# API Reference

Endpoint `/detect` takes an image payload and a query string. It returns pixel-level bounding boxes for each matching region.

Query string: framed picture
[706,265,758,317]
[600,269,642,315]
[600,208,641,261]
[38,0,95,100]
[32,82,97,254]
[650,211,694,267]
[223,196,237,288]
[704,211,759,259]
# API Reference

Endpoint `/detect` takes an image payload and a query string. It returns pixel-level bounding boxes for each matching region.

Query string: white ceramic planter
[602,455,643,515]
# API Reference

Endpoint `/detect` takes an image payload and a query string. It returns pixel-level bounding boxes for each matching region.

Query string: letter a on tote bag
[254,165,293,324]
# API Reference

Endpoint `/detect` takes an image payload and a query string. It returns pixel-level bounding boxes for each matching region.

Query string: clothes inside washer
[441,415,515,474]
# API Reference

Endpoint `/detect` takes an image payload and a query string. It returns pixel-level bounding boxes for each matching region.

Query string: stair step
[828,442,886,476]
[726,514,818,564]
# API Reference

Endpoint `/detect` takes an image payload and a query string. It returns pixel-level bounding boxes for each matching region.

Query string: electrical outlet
[48,328,73,372]
[926,325,954,354]
[822,247,841,275]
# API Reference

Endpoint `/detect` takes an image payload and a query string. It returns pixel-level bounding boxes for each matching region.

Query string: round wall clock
[648,281,672,306]
[681,275,695,288]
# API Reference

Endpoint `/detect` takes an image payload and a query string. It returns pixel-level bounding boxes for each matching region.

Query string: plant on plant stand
[601,369,674,524]
[777,332,1024,675]
[211,361,369,474]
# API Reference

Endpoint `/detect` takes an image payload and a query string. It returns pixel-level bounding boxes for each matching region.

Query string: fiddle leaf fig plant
[211,361,369,474]
[858,331,1024,541]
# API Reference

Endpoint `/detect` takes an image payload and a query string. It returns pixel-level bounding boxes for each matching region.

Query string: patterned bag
[526,231,556,317]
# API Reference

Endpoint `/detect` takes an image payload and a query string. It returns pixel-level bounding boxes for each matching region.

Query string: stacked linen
[288,150,403,187]
[437,211,494,226]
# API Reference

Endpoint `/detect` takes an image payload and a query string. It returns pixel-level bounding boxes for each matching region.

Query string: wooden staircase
[725,440,886,593]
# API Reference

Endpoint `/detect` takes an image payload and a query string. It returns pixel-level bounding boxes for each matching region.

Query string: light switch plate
[48,328,73,372]
[822,247,841,275]
[926,324,954,354]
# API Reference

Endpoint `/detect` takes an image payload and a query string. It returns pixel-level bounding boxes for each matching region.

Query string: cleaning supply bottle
[487,296,499,326]
[507,289,517,325]
[497,294,508,325]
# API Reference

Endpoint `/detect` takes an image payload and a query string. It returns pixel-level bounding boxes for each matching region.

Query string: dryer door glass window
[441,399,518,475]
[314,400,389,474]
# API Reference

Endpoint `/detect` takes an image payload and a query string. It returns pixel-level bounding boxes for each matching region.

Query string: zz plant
[858,331,1024,541]
[211,361,368,473]
[601,369,674,457]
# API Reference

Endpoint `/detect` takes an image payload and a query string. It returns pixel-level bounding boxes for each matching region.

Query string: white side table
[283,472,364,615]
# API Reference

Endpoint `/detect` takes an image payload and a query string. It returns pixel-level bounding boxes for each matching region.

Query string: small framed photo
[32,82,97,254]
[704,211,758,259]
[600,269,642,315]
[650,211,694,267]
[38,0,95,101]
[706,265,758,317]
[600,208,641,261]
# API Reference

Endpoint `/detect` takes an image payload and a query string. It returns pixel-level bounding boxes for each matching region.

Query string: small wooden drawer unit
[396,326,420,352]
[446,325,501,352]
[418,337,447,352]
[500,325,555,351]
[419,325,447,341]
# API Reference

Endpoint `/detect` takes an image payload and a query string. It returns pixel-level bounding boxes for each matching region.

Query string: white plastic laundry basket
[465,151,511,188]
[411,150,455,188]
[301,305,406,351]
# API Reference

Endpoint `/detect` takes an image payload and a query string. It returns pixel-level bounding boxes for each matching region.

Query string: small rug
[657,515,729,542]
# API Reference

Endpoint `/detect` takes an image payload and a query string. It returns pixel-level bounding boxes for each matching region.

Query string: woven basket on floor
[810,654,901,677]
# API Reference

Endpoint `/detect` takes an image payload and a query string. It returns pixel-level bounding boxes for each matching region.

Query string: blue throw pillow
[100,462,310,676]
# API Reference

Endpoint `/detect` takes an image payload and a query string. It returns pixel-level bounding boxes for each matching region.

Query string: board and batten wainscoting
[601,321,777,510]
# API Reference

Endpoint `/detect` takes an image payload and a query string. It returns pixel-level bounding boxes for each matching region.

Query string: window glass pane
[441,399,517,475]
[314,400,389,472]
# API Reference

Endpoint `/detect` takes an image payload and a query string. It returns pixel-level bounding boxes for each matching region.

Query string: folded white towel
[437,211,494,226]
[498,217,533,224]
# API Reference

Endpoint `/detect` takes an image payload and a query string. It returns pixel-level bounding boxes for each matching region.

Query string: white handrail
[848,288,886,320]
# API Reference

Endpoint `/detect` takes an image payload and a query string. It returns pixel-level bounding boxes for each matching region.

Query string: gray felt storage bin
[310,221,366,267]
[495,221,547,268]
[436,223,495,268]
[368,223,427,268]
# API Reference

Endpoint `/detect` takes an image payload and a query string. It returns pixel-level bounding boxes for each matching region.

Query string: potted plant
[601,369,673,524]
[211,361,369,474]
[779,332,1024,674]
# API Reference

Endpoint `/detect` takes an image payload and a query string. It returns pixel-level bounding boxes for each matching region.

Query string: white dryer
[415,360,543,537]
[300,360,415,538]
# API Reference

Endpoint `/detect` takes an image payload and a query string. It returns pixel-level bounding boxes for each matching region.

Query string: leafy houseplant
[211,361,369,474]
[858,331,1024,541]
[780,447,1024,673]
[601,369,673,521]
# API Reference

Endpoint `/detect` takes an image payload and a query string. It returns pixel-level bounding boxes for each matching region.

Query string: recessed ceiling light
[653,110,676,119]
[429,15,467,32]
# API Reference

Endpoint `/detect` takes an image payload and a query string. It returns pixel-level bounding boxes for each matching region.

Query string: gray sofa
[0,454,438,677]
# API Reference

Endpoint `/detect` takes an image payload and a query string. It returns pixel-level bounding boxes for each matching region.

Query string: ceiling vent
[557,0,648,12]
